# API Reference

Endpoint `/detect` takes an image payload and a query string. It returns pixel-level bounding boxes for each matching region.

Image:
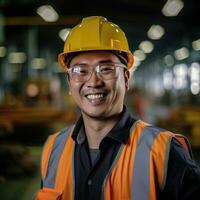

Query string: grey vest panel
[132,125,164,200]
[43,127,72,188]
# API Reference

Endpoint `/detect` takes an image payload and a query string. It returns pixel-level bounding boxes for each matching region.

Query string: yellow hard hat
[58,16,134,70]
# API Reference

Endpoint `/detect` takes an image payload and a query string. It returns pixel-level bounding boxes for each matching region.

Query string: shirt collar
[106,106,137,144]
[71,105,137,145]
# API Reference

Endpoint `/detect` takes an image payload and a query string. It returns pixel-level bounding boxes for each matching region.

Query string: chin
[82,108,110,119]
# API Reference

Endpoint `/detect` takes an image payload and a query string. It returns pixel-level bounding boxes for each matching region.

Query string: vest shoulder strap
[41,126,74,192]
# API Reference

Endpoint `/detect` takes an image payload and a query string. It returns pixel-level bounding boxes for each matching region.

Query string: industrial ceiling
[0,0,200,97]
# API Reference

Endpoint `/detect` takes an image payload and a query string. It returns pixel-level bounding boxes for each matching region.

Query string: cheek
[69,82,82,98]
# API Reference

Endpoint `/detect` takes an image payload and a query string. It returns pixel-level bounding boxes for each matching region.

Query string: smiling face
[67,51,130,120]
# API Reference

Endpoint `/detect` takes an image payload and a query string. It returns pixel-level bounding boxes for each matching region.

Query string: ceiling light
[0,46,7,57]
[139,40,154,53]
[31,58,47,69]
[147,25,165,40]
[174,47,189,60]
[173,77,188,90]
[8,52,26,64]
[133,50,146,61]
[164,54,174,66]
[162,0,184,17]
[173,63,188,90]
[189,62,200,82]
[173,63,187,78]
[59,28,71,41]
[192,39,200,51]
[190,82,200,95]
[163,69,173,90]
[37,5,59,22]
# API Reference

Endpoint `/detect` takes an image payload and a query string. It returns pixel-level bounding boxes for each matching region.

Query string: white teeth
[87,94,104,100]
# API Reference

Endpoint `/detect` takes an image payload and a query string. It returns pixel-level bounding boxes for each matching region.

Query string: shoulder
[49,125,74,138]
[133,121,193,157]
[170,138,196,166]
[135,120,191,143]
[134,120,174,140]
[161,138,200,199]
[43,125,75,149]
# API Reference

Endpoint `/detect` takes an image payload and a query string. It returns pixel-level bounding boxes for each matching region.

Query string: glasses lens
[70,65,90,82]
[69,63,122,82]
[99,64,117,80]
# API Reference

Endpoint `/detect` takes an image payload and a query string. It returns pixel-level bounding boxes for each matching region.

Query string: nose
[85,71,103,87]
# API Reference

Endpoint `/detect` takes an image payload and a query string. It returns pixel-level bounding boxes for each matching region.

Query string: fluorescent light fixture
[31,58,47,69]
[139,40,154,53]
[173,63,188,90]
[173,77,188,90]
[189,62,200,82]
[0,46,7,57]
[173,63,187,77]
[133,50,146,61]
[37,5,59,22]
[8,52,26,64]
[190,82,200,95]
[192,39,200,51]
[162,0,184,17]
[59,28,71,42]
[174,47,189,60]
[147,25,165,40]
[163,69,173,90]
[164,55,174,66]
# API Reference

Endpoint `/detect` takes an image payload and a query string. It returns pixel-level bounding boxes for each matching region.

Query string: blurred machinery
[157,105,200,148]
[0,78,78,180]
[0,78,77,142]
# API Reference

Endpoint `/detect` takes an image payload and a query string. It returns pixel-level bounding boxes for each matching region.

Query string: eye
[100,65,115,73]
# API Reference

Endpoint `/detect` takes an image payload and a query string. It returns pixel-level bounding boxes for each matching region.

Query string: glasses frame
[67,62,127,83]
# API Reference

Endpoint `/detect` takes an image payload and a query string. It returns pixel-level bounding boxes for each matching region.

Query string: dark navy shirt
[71,106,200,200]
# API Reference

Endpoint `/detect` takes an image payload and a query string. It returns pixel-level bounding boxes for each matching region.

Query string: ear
[124,70,130,91]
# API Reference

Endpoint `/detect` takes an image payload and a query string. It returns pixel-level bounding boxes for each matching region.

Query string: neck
[82,113,121,149]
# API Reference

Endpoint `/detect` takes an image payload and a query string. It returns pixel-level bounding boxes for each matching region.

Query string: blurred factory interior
[0,0,200,199]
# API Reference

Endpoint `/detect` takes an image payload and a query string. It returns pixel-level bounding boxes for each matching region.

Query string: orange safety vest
[34,120,192,200]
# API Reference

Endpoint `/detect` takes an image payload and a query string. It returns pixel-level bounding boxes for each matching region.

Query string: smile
[85,93,107,105]
[86,94,104,100]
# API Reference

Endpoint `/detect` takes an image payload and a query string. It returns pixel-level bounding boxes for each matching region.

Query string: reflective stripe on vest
[43,127,73,188]
[132,125,161,200]
[132,125,170,200]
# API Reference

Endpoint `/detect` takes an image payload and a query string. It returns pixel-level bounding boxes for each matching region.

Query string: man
[35,16,200,200]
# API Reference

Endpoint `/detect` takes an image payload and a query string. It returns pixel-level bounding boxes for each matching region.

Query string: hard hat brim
[58,50,134,71]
